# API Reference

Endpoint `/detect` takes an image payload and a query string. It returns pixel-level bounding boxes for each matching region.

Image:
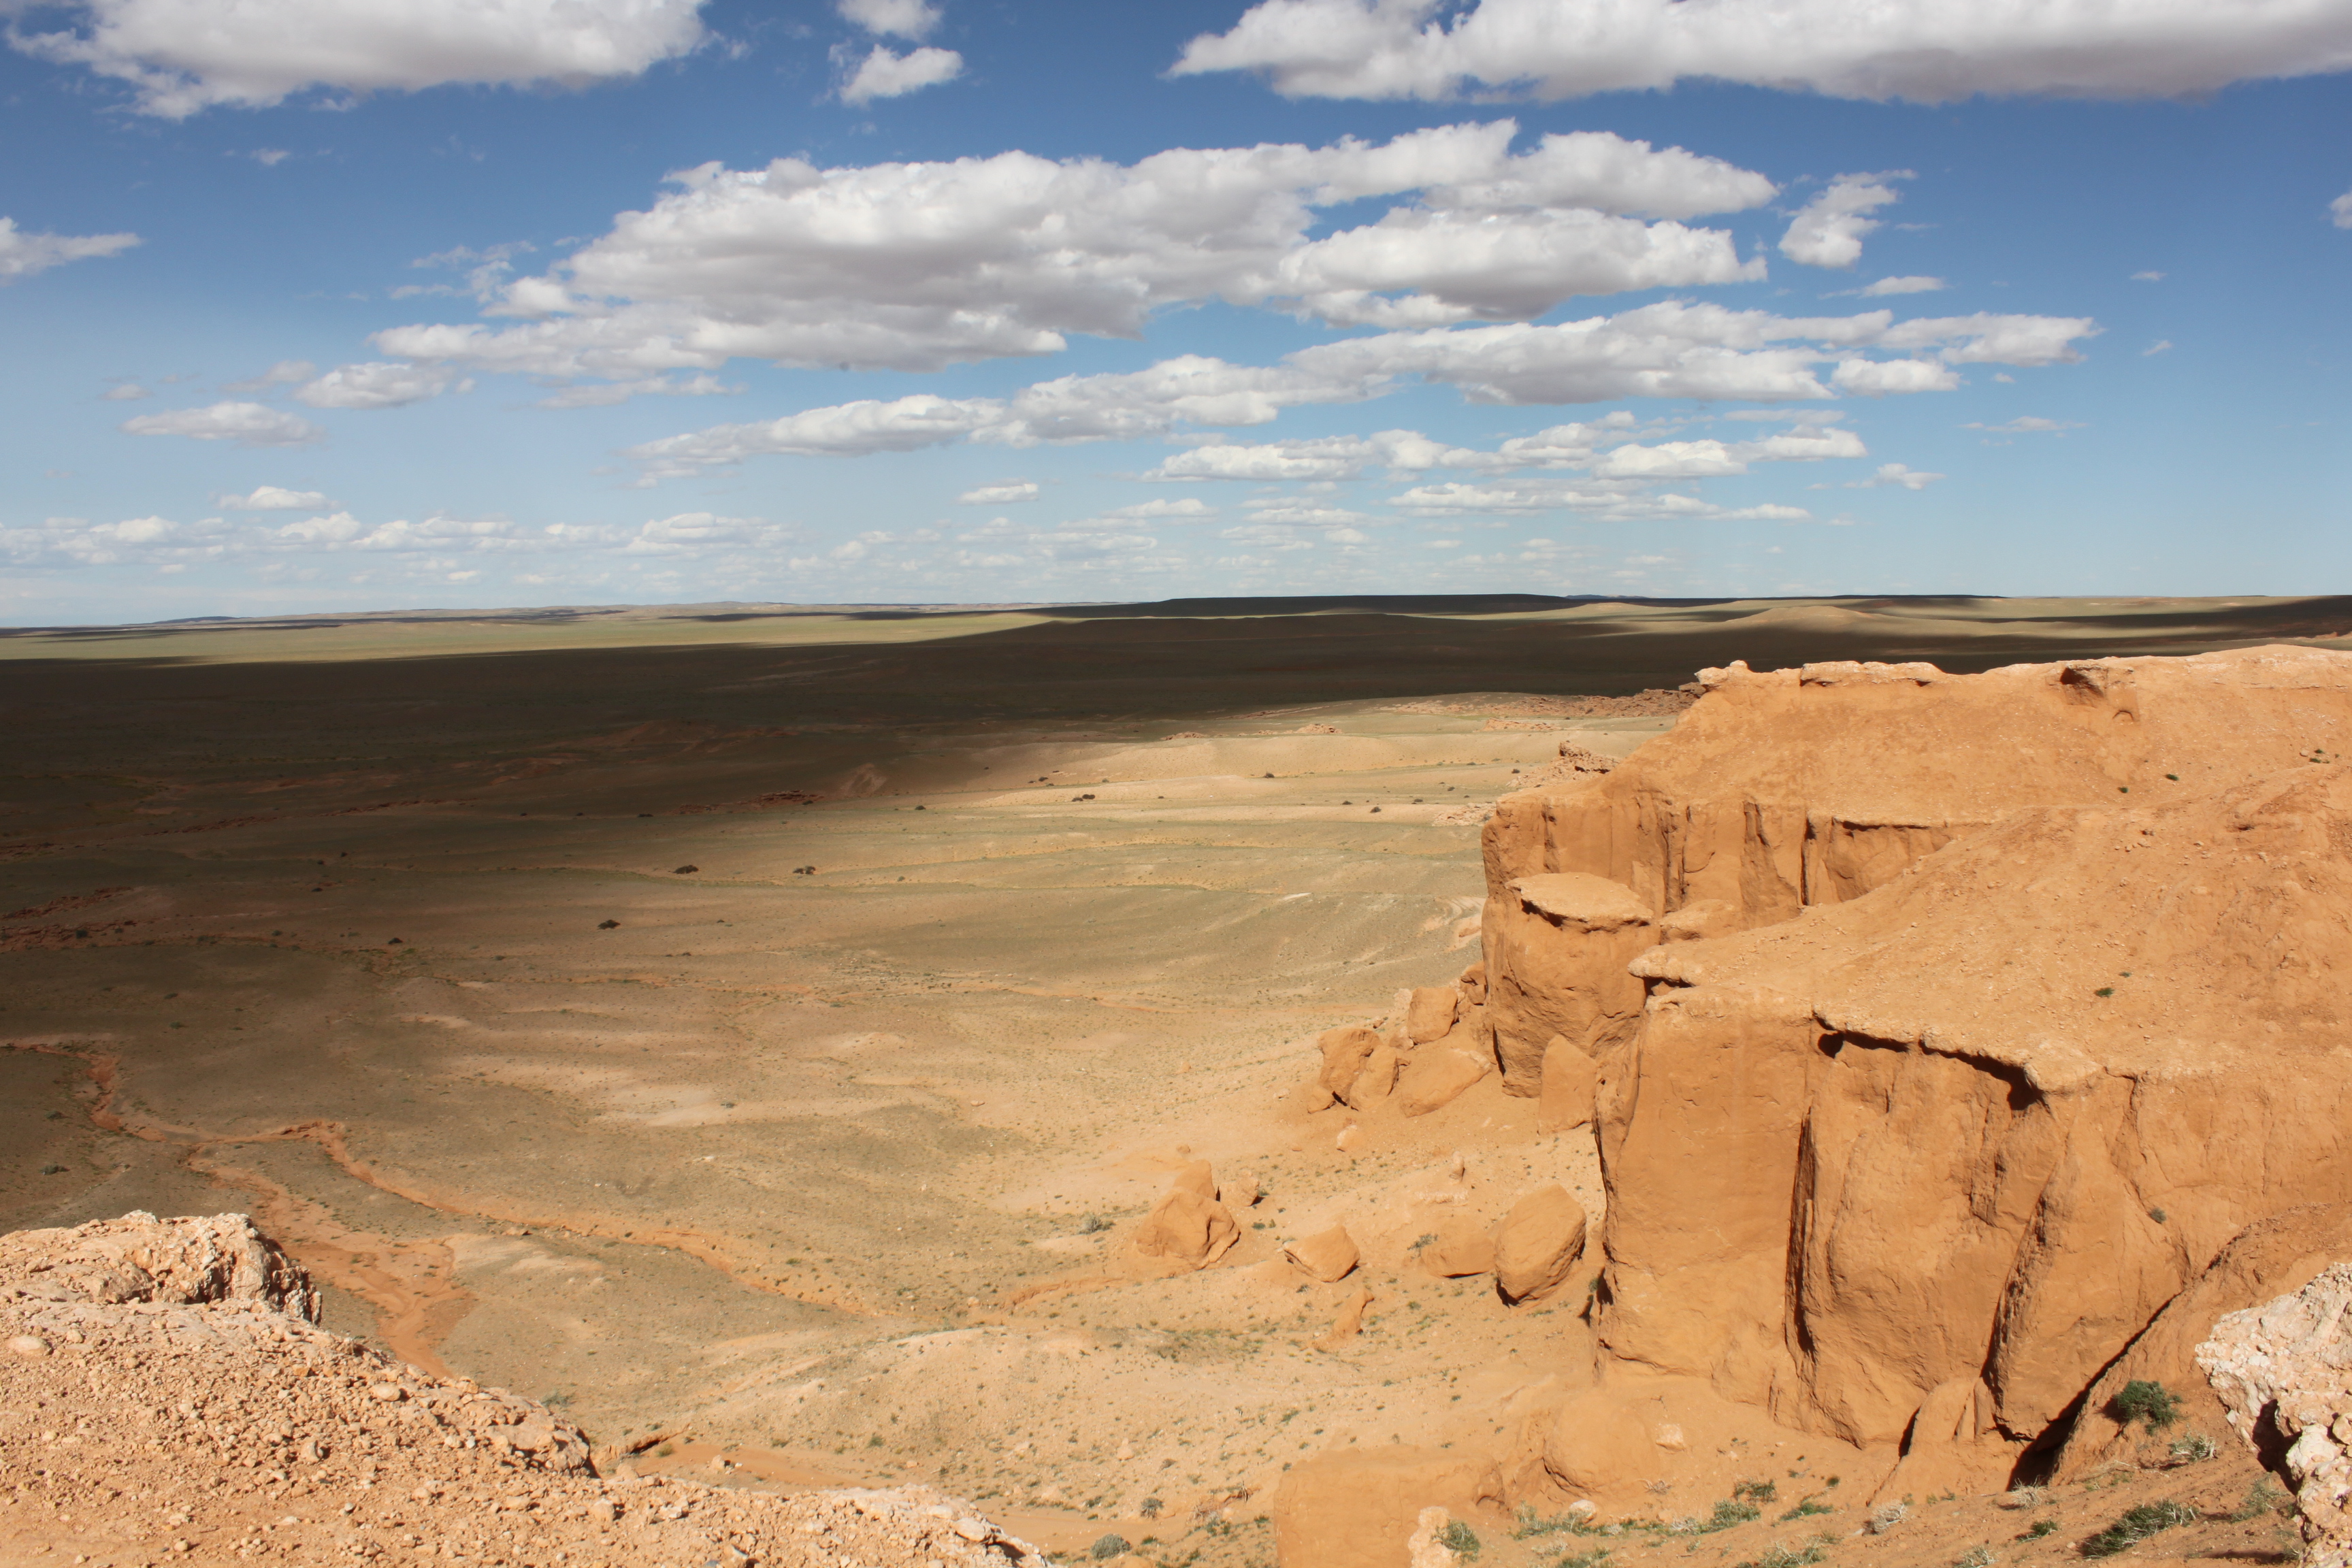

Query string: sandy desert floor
[6,591,2347,1564]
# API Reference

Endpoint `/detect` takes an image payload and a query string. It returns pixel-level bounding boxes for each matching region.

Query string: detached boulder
[1494,1185,1586,1304]
[1396,1047,1490,1117]
[1286,1225,1360,1282]
[1350,1043,1403,1107]
[1316,1026,1384,1105]
[1134,1166,1239,1270]
[1420,1216,1496,1279]
[1406,987,1460,1044]
[1458,962,1488,1007]
[1543,1389,1669,1493]
[1536,1037,1599,1134]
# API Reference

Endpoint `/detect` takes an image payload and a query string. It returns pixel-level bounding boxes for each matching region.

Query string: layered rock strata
[1473,646,2352,1475]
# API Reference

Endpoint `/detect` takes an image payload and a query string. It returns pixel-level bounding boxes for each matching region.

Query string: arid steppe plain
[7,592,2351,1566]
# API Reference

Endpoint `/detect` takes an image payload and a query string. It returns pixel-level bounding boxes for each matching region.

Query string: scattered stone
[1492,1184,1587,1304]
[1316,1026,1384,1106]
[1418,1217,1495,1280]
[1405,987,1459,1044]
[1,1209,1043,1567]
[1132,1182,1239,1271]
[1395,1047,1490,1117]
[1284,1225,1360,1283]
[8,1333,50,1357]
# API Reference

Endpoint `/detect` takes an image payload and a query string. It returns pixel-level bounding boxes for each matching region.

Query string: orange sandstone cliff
[1474,647,2352,1491]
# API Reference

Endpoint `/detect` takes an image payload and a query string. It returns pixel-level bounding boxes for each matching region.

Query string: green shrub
[1740,1537,1833,1568]
[1090,1534,1132,1561]
[1734,1480,1780,1504]
[1953,1548,1995,1568]
[1437,1519,1482,1558]
[1705,1501,1763,1532]
[2082,1499,2197,1556]
[1776,1497,1833,1522]
[1514,1508,1601,1539]
[2025,1519,2059,1539]
[2112,1380,2182,1432]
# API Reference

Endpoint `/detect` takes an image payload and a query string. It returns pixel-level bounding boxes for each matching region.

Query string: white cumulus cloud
[2332,189,2352,228]
[1171,0,2352,103]
[0,513,216,568]
[625,512,796,554]
[372,121,1779,380]
[1386,478,1811,523]
[957,480,1039,504]
[218,485,330,510]
[294,362,463,410]
[1839,462,1944,489]
[839,43,962,102]
[838,0,940,37]
[1858,275,1946,295]
[1781,173,1909,269]
[0,216,140,283]
[120,401,323,446]
[11,0,709,118]
[1831,357,1962,395]
[628,302,2094,478]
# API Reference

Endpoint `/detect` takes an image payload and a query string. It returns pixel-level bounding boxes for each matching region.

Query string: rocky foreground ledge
[0,1211,1047,1568]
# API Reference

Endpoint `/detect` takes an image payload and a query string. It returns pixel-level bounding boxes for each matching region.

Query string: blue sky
[3,0,2348,621]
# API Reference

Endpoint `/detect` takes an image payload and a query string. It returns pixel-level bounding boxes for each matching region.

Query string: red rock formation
[1607,766,2352,1452]
[1476,647,2352,1471]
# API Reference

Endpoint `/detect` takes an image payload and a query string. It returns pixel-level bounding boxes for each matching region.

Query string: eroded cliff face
[1482,647,2352,1076]
[1477,645,2352,1480]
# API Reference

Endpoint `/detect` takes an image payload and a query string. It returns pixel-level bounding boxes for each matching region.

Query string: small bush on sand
[2112,1380,2183,1432]
[2082,1499,2197,1556]
[1438,1518,1482,1557]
